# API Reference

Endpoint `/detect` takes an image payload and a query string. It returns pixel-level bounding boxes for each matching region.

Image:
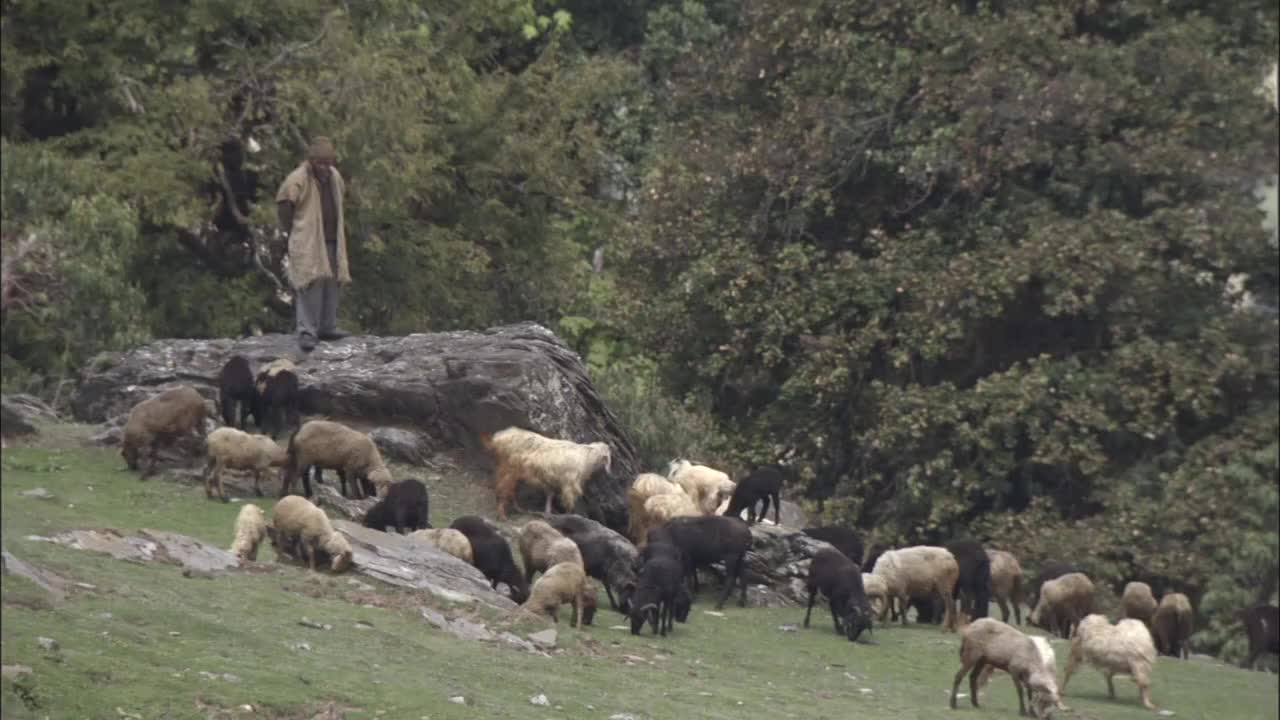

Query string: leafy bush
[593,357,730,474]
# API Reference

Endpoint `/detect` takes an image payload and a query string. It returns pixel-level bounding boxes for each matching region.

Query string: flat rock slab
[33,528,241,573]
[71,322,641,532]
[1,393,58,437]
[419,607,544,655]
[334,520,517,610]
[1,549,74,599]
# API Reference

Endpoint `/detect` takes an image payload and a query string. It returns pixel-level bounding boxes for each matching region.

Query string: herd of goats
[104,353,1280,719]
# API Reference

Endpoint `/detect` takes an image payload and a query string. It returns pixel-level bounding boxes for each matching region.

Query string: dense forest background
[2,1,1277,662]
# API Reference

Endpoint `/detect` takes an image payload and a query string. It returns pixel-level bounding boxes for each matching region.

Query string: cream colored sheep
[627,473,680,542]
[1061,614,1158,711]
[666,459,735,515]
[410,528,473,564]
[518,520,584,585]
[121,385,208,477]
[862,572,891,621]
[481,427,612,521]
[986,549,1025,625]
[283,420,394,499]
[203,426,287,501]
[975,634,1069,714]
[637,491,700,548]
[271,495,353,573]
[1122,581,1158,629]
[520,560,591,628]
[228,504,268,561]
[1030,572,1096,639]
[871,546,961,631]
[950,618,1064,719]
[1152,592,1194,659]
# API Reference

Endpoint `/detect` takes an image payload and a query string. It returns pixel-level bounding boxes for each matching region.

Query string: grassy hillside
[2,426,1277,719]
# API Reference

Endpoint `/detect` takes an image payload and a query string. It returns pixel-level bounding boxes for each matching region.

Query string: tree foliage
[610,0,1279,659]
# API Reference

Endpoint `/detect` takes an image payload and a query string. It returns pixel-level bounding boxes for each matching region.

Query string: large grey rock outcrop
[333,520,517,610]
[70,323,641,532]
[1,393,58,437]
[742,524,843,606]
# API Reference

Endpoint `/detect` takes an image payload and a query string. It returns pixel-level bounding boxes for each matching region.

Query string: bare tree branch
[214,162,252,227]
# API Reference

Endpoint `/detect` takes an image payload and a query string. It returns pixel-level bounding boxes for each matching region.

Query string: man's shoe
[298,333,317,352]
[318,329,350,341]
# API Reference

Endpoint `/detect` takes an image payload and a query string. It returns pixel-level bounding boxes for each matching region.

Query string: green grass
[3,426,1278,719]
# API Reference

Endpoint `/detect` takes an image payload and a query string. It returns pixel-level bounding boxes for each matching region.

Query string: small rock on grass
[528,629,557,648]
[529,694,550,706]
[448,696,467,705]
[37,637,58,651]
[1,665,33,680]
[19,488,54,500]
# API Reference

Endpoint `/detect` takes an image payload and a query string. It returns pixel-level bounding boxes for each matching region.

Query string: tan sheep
[950,618,1064,719]
[410,528,473,564]
[518,520,584,585]
[121,385,208,477]
[228,504,268,561]
[271,495,353,573]
[1029,572,1096,639]
[986,549,1026,625]
[627,473,680,543]
[203,426,287,501]
[862,572,891,621]
[667,459,735,515]
[871,546,961,631]
[282,420,393,499]
[1121,581,1158,629]
[520,560,591,628]
[481,427,612,521]
[975,635,1066,710]
[1061,614,1158,711]
[637,491,701,548]
[1152,592,1194,659]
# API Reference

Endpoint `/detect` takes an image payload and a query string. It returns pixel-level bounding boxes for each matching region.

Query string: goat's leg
[1105,673,1115,698]
[1137,679,1157,711]
[950,662,974,709]
[301,466,314,498]
[1060,646,1079,692]
[969,659,986,708]
[202,458,217,498]
[772,491,781,524]
[804,587,817,628]
[1013,679,1028,717]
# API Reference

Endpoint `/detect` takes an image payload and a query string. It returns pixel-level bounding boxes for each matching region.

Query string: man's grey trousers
[294,277,341,339]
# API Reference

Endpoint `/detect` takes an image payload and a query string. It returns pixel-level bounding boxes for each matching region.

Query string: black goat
[804,548,874,641]
[1242,604,1279,670]
[218,355,258,429]
[629,550,687,637]
[449,515,529,603]
[254,362,300,439]
[647,515,752,609]
[946,538,992,621]
[546,514,639,613]
[362,479,430,534]
[723,465,784,524]
[803,526,865,566]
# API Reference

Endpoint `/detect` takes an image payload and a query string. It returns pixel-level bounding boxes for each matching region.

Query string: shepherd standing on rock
[276,136,352,352]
